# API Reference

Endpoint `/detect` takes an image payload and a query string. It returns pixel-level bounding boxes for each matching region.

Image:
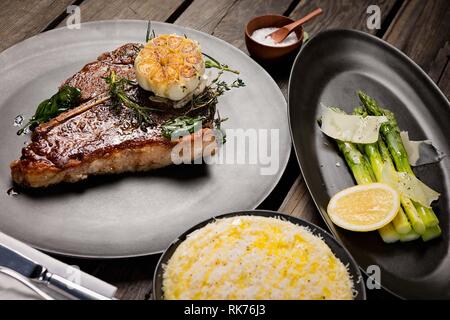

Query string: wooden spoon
[267,8,323,43]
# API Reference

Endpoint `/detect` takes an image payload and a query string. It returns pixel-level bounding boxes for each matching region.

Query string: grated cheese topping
[163,216,354,300]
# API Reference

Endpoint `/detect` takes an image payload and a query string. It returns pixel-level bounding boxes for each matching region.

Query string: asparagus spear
[358,91,441,233]
[399,230,421,242]
[335,139,399,243]
[352,108,411,234]
[360,144,412,234]
[378,139,426,234]
[382,109,439,227]
[421,225,442,242]
[379,139,439,241]
[358,92,412,173]
[415,205,439,228]
[379,223,402,244]
[336,140,375,184]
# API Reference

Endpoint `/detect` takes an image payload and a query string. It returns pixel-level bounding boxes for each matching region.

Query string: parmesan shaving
[400,131,445,166]
[320,108,387,144]
[397,172,440,208]
[381,163,440,207]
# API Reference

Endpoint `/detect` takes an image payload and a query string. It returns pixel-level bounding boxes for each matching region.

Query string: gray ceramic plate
[0,20,290,258]
[289,29,450,299]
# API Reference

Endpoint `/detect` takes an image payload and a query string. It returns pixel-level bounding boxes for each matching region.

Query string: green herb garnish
[214,109,228,144]
[17,85,81,135]
[104,70,161,126]
[162,73,244,141]
[161,115,206,139]
[203,52,240,74]
[187,73,245,113]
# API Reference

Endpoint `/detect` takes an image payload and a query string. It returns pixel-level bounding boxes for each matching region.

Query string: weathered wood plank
[57,0,185,27]
[0,0,77,52]
[275,0,399,95]
[437,62,450,99]
[279,177,324,227]
[88,255,160,300]
[175,0,239,34]
[428,41,450,85]
[175,0,293,51]
[383,0,450,75]
[212,0,293,50]
[290,0,398,36]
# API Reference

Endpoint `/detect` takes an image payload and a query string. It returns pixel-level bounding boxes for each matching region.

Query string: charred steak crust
[63,43,142,102]
[11,43,217,187]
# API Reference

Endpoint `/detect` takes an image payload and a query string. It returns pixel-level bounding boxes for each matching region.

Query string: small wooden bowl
[245,15,304,62]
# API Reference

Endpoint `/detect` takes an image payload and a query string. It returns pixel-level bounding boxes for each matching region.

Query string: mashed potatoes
[134,34,205,101]
[163,216,354,300]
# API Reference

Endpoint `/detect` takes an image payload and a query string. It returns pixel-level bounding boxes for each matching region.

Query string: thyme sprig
[186,71,245,114]
[162,72,244,141]
[103,70,159,126]
[203,52,240,74]
[214,109,228,144]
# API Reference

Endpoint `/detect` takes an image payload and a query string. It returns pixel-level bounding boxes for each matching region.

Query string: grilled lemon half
[134,34,205,101]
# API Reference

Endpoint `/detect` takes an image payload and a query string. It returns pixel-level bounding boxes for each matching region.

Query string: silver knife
[0,243,111,300]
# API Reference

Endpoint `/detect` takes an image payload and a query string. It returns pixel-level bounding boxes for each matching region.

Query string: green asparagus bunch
[328,101,441,243]
[335,137,400,243]
[352,108,419,241]
[357,92,442,242]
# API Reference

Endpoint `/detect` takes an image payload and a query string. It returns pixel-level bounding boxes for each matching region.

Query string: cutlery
[0,243,111,300]
[0,266,54,300]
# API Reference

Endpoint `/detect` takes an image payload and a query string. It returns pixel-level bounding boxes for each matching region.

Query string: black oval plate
[288,29,450,299]
[153,210,366,300]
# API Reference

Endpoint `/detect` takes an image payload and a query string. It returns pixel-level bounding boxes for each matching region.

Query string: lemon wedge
[327,183,400,232]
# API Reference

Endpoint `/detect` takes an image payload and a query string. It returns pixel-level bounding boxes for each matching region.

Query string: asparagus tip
[357,90,366,98]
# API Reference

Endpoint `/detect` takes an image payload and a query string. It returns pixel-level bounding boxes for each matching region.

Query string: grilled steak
[63,43,142,102]
[11,44,217,188]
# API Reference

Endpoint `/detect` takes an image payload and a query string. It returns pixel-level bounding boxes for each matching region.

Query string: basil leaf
[17,85,81,135]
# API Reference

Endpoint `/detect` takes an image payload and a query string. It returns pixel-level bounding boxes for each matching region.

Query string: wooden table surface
[1,0,449,300]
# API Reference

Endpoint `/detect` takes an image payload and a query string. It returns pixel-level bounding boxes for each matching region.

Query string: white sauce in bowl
[251,27,299,47]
